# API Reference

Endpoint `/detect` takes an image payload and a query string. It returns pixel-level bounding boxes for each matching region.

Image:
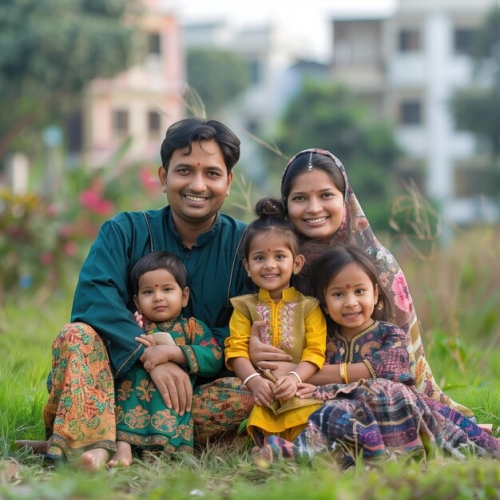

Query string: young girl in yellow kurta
[225,198,326,444]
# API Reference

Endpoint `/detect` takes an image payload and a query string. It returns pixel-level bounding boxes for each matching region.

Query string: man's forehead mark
[267,248,271,251]
[345,284,352,289]
[197,162,200,166]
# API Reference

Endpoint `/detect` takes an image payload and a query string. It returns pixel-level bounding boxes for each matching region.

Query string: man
[22,118,253,470]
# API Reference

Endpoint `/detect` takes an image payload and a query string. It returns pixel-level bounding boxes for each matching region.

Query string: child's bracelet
[242,372,261,386]
[339,362,349,384]
[288,371,302,384]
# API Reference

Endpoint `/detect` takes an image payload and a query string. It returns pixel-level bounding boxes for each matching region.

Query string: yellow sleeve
[224,308,252,370]
[300,305,327,369]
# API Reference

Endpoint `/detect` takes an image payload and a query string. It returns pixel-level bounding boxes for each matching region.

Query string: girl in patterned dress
[224,198,326,445]
[257,245,500,465]
[111,251,222,466]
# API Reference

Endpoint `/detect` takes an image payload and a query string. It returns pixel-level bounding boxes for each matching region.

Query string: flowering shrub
[0,161,165,306]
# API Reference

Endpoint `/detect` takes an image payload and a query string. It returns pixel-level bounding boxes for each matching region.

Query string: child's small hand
[247,375,274,407]
[134,311,152,332]
[140,345,170,371]
[273,374,297,401]
[135,334,157,348]
[296,382,317,399]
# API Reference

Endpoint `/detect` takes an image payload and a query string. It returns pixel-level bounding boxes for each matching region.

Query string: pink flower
[79,189,114,215]
[59,224,72,238]
[391,270,413,313]
[139,168,160,195]
[40,251,54,265]
[63,241,79,256]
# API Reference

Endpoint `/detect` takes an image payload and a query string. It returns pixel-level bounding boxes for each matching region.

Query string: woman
[248,149,500,463]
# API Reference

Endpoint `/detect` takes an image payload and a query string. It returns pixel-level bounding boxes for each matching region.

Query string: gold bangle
[339,362,348,384]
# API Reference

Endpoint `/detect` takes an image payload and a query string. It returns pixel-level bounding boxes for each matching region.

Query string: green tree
[187,47,251,116]
[0,0,140,159]
[266,80,401,231]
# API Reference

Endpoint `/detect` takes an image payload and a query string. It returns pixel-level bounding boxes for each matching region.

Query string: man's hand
[148,363,192,416]
[248,320,292,370]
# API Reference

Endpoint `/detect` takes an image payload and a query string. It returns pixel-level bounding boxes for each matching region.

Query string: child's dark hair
[311,244,393,322]
[241,197,300,261]
[130,251,188,294]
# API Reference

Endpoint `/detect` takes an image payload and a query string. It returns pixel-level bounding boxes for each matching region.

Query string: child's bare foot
[76,448,110,472]
[107,441,133,468]
[15,440,48,454]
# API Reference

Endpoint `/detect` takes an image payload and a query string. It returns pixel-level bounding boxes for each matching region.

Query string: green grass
[2,231,500,499]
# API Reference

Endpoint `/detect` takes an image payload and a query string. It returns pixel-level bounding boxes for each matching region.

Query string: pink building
[81,0,185,168]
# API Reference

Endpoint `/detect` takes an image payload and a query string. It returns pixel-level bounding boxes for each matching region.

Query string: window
[113,109,129,134]
[148,33,161,56]
[147,111,161,134]
[400,100,422,125]
[398,29,421,52]
[454,28,475,56]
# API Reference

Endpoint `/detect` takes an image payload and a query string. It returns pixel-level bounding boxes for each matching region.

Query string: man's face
[158,139,234,230]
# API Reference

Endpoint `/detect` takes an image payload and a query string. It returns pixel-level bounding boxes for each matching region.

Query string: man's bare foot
[107,441,133,468]
[76,448,110,472]
[15,440,48,454]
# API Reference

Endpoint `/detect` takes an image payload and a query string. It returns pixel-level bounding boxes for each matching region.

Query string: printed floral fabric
[292,378,500,467]
[283,148,473,418]
[325,321,414,384]
[43,323,116,461]
[115,316,222,452]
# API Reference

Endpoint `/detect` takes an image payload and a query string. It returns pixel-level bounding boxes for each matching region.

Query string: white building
[331,0,499,225]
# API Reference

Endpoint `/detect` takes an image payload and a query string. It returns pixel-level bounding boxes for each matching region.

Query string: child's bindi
[267,248,271,251]
[197,162,200,166]
[345,284,352,289]
[155,284,159,288]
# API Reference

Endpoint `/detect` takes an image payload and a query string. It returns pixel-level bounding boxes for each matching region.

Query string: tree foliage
[266,80,401,231]
[0,0,140,158]
[186,47,251,116]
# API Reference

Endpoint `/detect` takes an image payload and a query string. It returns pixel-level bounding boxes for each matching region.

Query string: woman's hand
[296,382,317,399]
[249,320,292,370]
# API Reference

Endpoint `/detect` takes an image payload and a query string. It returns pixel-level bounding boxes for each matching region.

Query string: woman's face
[286,169,345,240]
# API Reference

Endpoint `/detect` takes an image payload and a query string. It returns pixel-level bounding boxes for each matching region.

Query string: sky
[173,0,397,62]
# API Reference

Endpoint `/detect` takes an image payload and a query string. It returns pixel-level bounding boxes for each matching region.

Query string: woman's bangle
[339,362,349,384]
[288,371,302,384]
[242,372,261,386]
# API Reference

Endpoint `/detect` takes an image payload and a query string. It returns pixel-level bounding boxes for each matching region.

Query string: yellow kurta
[225,287,326,441]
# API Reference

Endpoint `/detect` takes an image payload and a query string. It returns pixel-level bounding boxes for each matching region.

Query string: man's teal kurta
[70,206,249,379]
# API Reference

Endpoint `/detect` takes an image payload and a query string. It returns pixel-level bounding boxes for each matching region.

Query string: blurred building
[183,20,329,182]
[76,0,184,168]
[331,0,499,224]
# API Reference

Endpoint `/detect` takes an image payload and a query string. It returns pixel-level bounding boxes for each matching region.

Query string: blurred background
[1,0,500,322]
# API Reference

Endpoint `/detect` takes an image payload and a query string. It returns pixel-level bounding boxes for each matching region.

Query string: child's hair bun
[255,197,285,218]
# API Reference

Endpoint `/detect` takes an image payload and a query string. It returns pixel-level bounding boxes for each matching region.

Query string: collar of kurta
[165,207,221,247]
[257,286,299,302]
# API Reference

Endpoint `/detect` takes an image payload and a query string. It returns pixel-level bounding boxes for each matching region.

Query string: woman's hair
[160,117,241,174]
[311,244,393,322]
[281,150,346,212]
[129,251,188,294]
[241,197,300,261]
